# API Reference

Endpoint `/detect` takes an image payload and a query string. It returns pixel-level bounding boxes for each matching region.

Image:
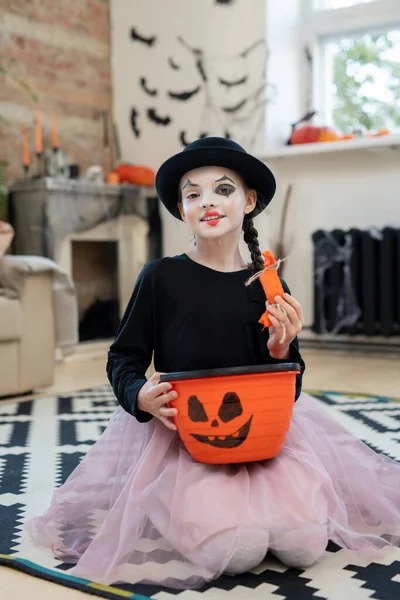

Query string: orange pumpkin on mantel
[113,164,156,186]
[290,125,340,145]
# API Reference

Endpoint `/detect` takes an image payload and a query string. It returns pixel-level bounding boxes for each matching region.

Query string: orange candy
[258,250,285,329]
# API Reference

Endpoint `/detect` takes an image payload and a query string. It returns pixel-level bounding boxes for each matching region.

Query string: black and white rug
[0,387,399,600]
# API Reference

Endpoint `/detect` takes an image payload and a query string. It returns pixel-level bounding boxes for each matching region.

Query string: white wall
[110,0,268,257]
[265,0,304,148]
[262,149,400,326]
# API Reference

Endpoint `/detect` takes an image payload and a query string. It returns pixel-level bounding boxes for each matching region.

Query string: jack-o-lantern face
[165,367,299,464]
[187,392,253,449]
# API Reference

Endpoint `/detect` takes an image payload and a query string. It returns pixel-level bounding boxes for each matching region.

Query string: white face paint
[179,166,256,242]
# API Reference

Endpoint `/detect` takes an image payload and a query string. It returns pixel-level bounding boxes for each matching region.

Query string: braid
[243,214,264,272]
[243,213,287,341]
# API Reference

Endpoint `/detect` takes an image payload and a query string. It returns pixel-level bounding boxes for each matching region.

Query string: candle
[102,111,109,148]
[113,121,121,163]
[51,112,59,149]
[35,110,43,154]
[107,171,120,185]
[22,127,30,166]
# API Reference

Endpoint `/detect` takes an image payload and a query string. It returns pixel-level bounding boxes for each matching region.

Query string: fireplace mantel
[9,178,154,322]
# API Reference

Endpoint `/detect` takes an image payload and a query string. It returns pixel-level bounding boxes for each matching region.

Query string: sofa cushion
[0,341,19,396]
[0,221,14,257]
[0,296,22,341]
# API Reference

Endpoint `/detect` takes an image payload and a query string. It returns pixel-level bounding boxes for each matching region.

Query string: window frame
[301,0,400,128]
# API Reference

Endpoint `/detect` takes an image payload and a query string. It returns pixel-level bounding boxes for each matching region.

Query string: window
[315,0,378,9]
[304,0,400,134]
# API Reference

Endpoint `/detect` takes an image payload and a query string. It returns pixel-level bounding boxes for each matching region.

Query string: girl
[28,137,400,591]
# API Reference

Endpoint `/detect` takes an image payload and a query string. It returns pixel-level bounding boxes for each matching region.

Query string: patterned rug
[0,386,399,600]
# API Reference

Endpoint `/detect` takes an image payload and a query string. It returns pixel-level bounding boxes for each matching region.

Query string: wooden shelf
[258,134,400,161]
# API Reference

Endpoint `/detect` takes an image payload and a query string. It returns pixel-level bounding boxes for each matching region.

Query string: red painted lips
[201,211,224,226]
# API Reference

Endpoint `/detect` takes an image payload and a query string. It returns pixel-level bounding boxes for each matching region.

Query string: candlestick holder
[52,147,65,177]
[35,152,44,178]
[45,146,69,178]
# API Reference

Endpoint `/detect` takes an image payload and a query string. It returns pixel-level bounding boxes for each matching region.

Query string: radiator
[312,228,400,337]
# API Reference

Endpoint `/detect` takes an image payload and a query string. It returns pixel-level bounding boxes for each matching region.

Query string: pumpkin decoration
[287,110,341,145]
[368,128,390,137]
[290,124,340,145]
[286,110,391,144]
[111,164,156,186]
[161,363,300,464]
[317,128,341,142]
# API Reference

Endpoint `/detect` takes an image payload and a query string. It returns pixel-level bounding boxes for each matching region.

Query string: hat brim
[155,146,276,219]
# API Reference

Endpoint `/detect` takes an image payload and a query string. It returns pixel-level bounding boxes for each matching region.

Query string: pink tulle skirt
[26,392,400,590]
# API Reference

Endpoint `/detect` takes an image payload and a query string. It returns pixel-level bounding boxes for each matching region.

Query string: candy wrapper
[257,250,285,330]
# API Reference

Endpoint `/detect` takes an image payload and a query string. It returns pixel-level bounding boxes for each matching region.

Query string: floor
[1,345,399,599]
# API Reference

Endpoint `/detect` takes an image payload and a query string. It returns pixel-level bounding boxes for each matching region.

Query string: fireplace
[7,178,160,348]
[72,241,120,341]
[57,213,149,343]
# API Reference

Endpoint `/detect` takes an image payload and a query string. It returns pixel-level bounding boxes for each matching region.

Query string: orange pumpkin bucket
[160,363,300,465]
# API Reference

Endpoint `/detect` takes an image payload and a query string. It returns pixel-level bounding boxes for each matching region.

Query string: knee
[198,528,269,575]
[273,526,328,569]
[224,529,269,575]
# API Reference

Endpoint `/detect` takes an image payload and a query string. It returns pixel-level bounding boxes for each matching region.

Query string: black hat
[155,137,276,220]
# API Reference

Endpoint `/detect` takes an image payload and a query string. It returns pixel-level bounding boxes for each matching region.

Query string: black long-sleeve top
[107,254,305,422]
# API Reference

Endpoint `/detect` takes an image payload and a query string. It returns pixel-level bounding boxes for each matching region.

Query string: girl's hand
[266,293,304,359]
[137,372,178,431]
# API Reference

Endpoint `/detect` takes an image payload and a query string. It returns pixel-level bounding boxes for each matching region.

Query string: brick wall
[0,0,112,182]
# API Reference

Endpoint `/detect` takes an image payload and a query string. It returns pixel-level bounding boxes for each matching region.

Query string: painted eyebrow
[182,179,198,190]
[215,175,235,184]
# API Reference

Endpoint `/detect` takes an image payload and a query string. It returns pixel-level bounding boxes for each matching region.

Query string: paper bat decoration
[180,131,208,147]
[147,108,172,126]
[168,86,201,101]
[140,77,158,97]
[168,57,181,70]
[222,98,247,113]
[130,107,141,138]
[219,75,248,88]
[130,27,156,47]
